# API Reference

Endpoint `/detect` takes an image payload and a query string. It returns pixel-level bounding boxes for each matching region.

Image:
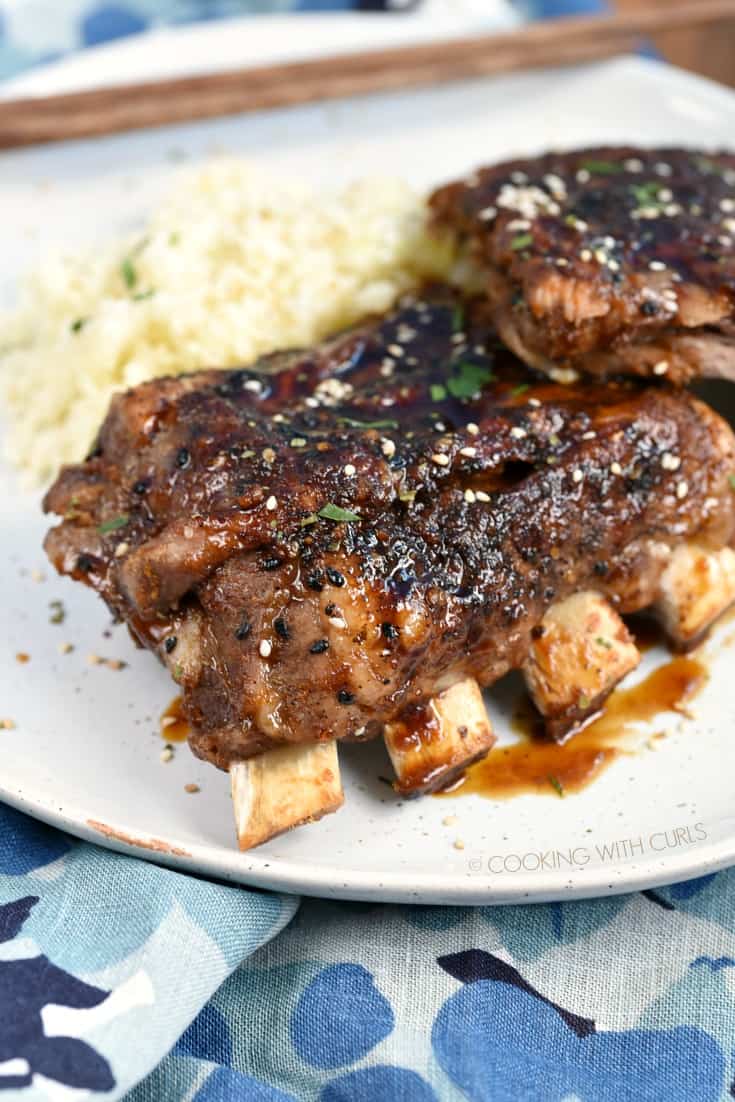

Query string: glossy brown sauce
[160,695,190,743]
[454,655,707,800]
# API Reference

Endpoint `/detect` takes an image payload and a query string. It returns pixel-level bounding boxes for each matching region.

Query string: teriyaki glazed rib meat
[44,288,735,846]
[431,147,735,384]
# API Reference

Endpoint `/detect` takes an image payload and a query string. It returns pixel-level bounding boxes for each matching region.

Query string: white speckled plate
[3,55,735,904]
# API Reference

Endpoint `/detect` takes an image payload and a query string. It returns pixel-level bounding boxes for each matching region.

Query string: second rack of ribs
[43,289,735,770]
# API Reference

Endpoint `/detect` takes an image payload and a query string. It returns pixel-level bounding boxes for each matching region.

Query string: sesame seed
[442,814,458,827]
[653,360,669,376]
[704,497,719,511]
[290,437,307,448]
[344,463,356,476]
[572,469,583,483]
[387,344,404,358]
[576,169,591,183]
[262,447,276,463]
[464,488,476,503]
[607,259,620,273]
[528,398,541,408]
[594,248,608,265]
[478,206,497,221]
[381,438,396,459]
[434,421,446,432]
[476,490,490,502]
[266,495,277,511]
[624,158,643,172]
[658,188,673,202]
[114,541,130,558]
[160,746,174,763]
[459,446,477,458]
[661,452,681,471]
[580,249,592,262]
[328,616,347,630]
[87,653,102,665]
[244,379,263,394]
[582,430,597,440]
[676,480,689,500]
[453,839,465,851]
[654,162,672,176]
[451,332,466,345]
[58,642,74,655]
[466,422,480,435]
[556,258,569,267]
[510,427,527,440]
[259,639,272,658]
[106,659,126,671]
[184,783,200,794]
[510,171,528,184]
[610,462,623,476]
[272,413,286,423]
[432,453,450,467]
[649,261,667,272]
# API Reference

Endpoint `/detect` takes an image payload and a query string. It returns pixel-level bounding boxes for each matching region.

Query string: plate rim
[3,53,735,904]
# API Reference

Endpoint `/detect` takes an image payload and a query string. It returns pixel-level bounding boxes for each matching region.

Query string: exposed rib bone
[231,741,343,850]
[523,591,640,741]
[655,544,735,650]
[384,678,495,796]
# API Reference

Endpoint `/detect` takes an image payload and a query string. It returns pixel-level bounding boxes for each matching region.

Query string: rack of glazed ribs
[43,148,735,849]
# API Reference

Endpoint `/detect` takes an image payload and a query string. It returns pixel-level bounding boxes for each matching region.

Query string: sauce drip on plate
[453,655,707,800]
[160,696,190,743]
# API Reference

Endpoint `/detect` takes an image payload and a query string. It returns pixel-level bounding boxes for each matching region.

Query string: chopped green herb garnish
[318,503,361,523]
[446,361,495,400]
[596,636,612,649]
[696,156,726,177]
[98,514,129,535]
[173,663,183,682]
[729,473,735,491]
[451,304,464,333]
[580,159,624,175]
[299,513,318,527]
[564,213,580,226]
[132,289,155,302]
[510,232,533,251]
[49,600,65,625]
[547,774,565,798]
[510,383,530,397]
[337,416,399,430]
[630,181,663,207]
[169,231,181,246]
[70,317,88,334]
[578,693,591,710]
[430,383,447,402]
[399,489,417,503]
[120,257,137,290]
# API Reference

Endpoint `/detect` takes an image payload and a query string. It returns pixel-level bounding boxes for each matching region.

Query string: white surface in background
[0,1,520,97]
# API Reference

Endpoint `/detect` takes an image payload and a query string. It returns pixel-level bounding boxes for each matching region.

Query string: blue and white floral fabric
[4,796,735,1100]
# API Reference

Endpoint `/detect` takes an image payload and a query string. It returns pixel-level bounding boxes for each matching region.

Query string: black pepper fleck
[306,571,325,592]
[309,639,329,654]
[234,618,252,640]
[326,568,345,587]
[176,448,190,469]
[274,618,290,640]
[164,636,177,653]
[381,622,399,640]
[337,689,355,705]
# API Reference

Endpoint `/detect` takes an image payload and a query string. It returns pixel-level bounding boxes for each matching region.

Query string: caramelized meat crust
[43,289,735,768]
[430,147,735,383]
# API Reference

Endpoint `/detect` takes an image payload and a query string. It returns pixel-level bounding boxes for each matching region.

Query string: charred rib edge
[654,544,735,651]
[231,741,344,850]
[384,677,495,796]
[523,591,641,742]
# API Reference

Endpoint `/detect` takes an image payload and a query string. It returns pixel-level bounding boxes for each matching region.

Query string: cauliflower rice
[1,160,453,483]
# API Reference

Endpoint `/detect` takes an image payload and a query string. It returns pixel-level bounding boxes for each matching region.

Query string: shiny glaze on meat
[43,289,735,768]
[430,147,735,383]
